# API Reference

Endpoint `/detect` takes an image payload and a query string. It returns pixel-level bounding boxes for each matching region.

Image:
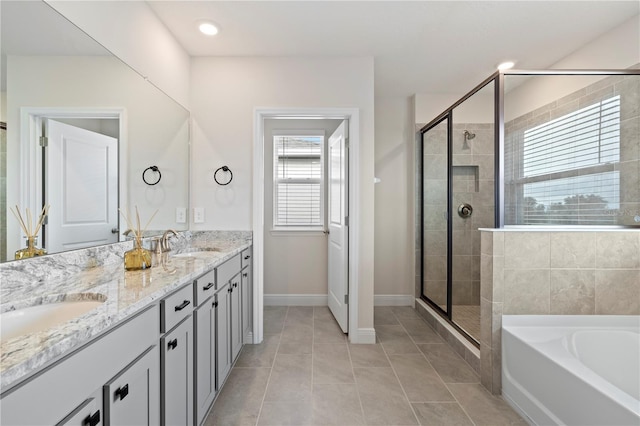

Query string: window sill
[270,228,326,237]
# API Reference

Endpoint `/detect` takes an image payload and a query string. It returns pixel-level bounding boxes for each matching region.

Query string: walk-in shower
[418,69,640,344]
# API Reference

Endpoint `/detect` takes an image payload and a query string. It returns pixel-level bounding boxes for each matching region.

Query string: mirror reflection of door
[44,118,119,252]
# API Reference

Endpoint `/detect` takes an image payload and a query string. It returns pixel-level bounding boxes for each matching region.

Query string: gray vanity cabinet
[230,273,243,362]
[103,345,160,426]
[159,284,194,426]
[0,305,159,426]
[194,270,217,425]
[241,247,253,343]
[216,281,232,387]
[161,317,194,426]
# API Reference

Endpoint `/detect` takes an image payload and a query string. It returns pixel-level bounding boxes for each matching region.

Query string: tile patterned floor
[204,306,525,426]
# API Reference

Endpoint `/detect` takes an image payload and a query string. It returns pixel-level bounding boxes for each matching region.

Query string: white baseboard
[352,327,376,344]
[264,294,328,306]
[374,294,414,306]
[244,331,253,344]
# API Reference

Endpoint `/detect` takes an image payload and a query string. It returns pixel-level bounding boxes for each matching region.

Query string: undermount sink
[0,297,105,344]
[171,248,220,258]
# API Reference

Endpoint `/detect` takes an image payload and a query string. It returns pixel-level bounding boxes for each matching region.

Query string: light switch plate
[194,207,205,223]
[176,207,187,224]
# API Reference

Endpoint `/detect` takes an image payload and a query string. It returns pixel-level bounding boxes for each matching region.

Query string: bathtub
[502,315,640,426]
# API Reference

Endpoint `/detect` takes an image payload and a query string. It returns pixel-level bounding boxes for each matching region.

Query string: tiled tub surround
[0,230,251,390]
[480,229,640,395]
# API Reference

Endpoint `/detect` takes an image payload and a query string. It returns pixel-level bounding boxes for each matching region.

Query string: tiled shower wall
[480,229,640,395]
[504,74,640,226]
[451,123,494,305]
[422,123,495,307]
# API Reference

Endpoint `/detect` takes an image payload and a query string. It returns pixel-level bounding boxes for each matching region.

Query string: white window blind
[520,95,620,225]
[274,135,324,227]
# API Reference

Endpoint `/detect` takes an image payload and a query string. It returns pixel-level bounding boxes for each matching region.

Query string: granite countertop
[0,231,251,390]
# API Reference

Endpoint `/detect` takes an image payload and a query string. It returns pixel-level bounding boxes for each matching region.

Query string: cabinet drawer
[241,247,252,269]
[216,254,241,285]
[161,284,194,333]
[195,269,216,307]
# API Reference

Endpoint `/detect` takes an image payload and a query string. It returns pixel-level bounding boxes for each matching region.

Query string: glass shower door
[450,81,495,341]
[422,118,449,313]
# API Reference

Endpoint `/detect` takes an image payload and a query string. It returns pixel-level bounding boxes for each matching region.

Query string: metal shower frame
[418,69,640,344]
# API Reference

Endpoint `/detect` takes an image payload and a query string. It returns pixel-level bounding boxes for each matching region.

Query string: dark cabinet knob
[244,255,250,260]
[243,273,248,277]
[175,300,190,311]
[115,384,129,401]
[203,282,214,291]
[168,339,178,350]
[83,410,100,426]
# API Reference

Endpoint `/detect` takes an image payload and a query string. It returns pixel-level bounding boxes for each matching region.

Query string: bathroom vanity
[0,232,252,426]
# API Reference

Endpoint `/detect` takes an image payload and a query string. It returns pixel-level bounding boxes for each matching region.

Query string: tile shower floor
[205,306,525,426]
[452,305,481,341]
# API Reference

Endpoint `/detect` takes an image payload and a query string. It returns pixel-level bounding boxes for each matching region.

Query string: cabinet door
[56,391,102,426]
[103,345,160,426]
[161,316,194,426]
[230,275,243,362]
[216,282,231,388]
[195,298,217,425]
[241,267,252,343]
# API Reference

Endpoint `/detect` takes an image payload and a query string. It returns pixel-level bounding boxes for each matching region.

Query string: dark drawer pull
[244,255,251,260]
[243,273,248,277]
[234,282,238,288]
[174,300,190,311]
[115,384,129,401]
[203,282,214,291]
[168,338,178,350]
[212,300,218,308]
[83,410,100,426]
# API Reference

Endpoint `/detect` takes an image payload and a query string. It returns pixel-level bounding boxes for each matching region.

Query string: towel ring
[214,166,233,186]
[142,166,161,186]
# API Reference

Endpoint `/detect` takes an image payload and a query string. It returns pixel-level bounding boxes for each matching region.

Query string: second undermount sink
[0,298,105,344]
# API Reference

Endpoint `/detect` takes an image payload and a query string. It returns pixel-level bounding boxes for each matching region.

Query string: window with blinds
[273,135,324,228]
[519,95,620,225]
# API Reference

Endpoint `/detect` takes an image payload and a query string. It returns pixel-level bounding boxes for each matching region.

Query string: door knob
[111,228,119,234]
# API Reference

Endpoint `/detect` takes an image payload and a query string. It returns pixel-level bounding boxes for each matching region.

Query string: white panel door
[45,119,118,253]
[327,121,348,333]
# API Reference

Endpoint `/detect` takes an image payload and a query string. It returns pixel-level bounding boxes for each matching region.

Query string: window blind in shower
[519,95,620,225]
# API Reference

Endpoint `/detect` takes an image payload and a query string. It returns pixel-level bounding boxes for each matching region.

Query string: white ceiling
[147,1,640,98]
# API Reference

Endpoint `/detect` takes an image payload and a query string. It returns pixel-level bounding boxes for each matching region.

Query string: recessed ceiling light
[497,61,515,71]
[199,22,219,36]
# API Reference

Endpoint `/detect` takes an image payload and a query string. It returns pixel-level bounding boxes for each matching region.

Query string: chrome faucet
[161,229,178,252]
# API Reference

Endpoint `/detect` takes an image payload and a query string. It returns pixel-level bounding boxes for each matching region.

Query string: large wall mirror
[1,1,190,263]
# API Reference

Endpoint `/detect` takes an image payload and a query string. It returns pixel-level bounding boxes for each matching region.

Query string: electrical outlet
[176,207,187,224]
[194,207,205,224]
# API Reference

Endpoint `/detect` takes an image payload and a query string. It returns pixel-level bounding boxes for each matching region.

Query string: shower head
[464,130,476,140]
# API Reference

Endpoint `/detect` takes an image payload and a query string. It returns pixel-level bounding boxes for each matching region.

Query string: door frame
[253,107,361,344]
[19,107,127,250]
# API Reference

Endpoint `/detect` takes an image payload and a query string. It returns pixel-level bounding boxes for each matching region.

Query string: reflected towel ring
[214,166,233,186]
[142,166,161,185]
